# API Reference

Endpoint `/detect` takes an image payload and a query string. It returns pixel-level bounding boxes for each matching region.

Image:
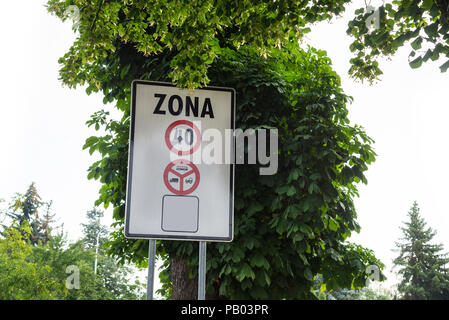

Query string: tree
[0,223,63,299]
[393,201,449,300]
[47,1,382,299]
[80,207,145,299]
[1,189,144,300]
[30,232,145,300]
[81,207,108,250]
[2,183,55,245]
[347,0,449,82]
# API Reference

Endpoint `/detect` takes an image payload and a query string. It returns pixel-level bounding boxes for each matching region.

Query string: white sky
[1,0,448,294]
[0,1,117,237]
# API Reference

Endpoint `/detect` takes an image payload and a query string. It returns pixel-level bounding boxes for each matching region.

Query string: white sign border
[124,80,235,242]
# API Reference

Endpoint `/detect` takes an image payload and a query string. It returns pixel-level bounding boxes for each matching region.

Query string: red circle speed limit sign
[165,120,201,156]
[163,159,200,195]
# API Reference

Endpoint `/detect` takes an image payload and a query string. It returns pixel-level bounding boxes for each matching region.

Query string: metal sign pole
[147,239,156,300]
[198,241,207,300]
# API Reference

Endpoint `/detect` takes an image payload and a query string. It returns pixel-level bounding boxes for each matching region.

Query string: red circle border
[163,159,200,196]
[165,120,201,156]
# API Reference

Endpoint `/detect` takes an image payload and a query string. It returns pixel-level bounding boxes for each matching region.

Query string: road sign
[125,80,235,242]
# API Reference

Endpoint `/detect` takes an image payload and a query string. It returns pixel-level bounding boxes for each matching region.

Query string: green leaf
[287,204,302,219]
[264,272,271,286]
[247,202,263,216]
[299,224,311,235]
[309,173,321,181]
[245,238,255,250]
[329,248,342,262]
[409,56,423,69]
[439,60,449,72]
[286,185,296,196]
[429,3,440,18]
[288,169,300,182]
[431,48,441,61]
[394,33,409,47]
[308,182,320,194]
[422,49,433,62]
[328,217,340,231]
[131,240,141,251]
[232,247,245,263]
[410,37,422,50]
[275,185,289,195]
[422,0,434,10]
[251,253,269,269]
[424,23,439,38]
[83,136,98,150]
[304,268,313,281]
[240,263,255,280]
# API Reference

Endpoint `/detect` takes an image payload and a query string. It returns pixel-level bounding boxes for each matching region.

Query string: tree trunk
[171,255,198,300]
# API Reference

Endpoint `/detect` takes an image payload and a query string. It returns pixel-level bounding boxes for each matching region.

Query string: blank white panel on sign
[162,195,199,232]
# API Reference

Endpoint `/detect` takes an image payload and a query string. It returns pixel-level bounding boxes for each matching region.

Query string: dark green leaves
[237,263,255,281]
[348,1,449,79]
[424,23,439,38]
[286,186,297,196]
[422,0,434,11]
[308,182,320,194]
[251,253,270,269]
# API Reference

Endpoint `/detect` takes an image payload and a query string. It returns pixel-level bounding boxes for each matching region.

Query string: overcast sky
[1,1,448,293]
[0,1,117,237]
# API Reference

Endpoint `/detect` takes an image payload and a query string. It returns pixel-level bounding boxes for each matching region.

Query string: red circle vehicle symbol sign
[163,159,200,195]
[165,120,201,156]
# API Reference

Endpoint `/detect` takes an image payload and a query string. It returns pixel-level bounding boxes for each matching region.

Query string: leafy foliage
[0,224,63,299]
[46,0,353,89]
[0,190,144,300]
[30,232,144,300]
[347,0,449,82]
[394,201,449,300]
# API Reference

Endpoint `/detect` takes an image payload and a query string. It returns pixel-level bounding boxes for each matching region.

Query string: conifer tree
[81,207,108,251]
[394,201,449,300]
[38,201,57,245]
[2,183,55,245]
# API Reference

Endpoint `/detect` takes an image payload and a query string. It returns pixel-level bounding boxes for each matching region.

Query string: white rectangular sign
[125,80,235,242]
